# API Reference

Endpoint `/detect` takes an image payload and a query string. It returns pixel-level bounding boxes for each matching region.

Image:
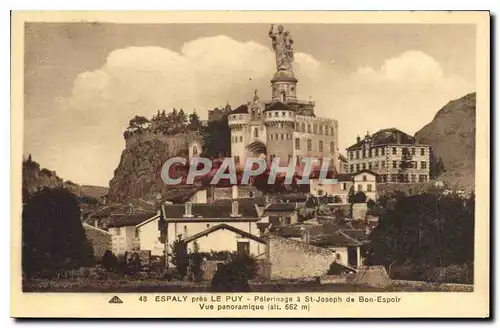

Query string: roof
[182,223,266,244]
[338,153,348,163]
[106,211,159,228]
[275,226,305,238]
[353,169,379,177]
[231,104,249,114]
[346,128,419,150]
[310,230,364,247]
[162,202,260,221]
[341,229,370,242]
[263,101,291,113]
[265,203,297,212]
[334,170,378,181]
[213,197,267,207]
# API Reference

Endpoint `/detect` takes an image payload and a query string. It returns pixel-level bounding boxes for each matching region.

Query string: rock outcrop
[108,131,202,202]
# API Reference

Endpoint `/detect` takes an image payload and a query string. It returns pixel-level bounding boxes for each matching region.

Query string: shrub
[101,250,118,272]
[210,253,258,292]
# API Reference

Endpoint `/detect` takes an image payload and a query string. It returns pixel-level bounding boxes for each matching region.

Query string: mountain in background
[415,92,476,191]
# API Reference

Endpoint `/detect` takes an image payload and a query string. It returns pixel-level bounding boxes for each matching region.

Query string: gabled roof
[107,211,159,228]
[346,128,418,150]
[182,223,266,244]
[353,169,379,177]
[310,230,364,247]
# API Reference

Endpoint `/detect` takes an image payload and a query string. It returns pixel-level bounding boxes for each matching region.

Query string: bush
[101,250,118,272]
[210,254,258,292]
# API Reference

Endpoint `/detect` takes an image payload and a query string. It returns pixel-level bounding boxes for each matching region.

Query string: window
[350,165,354,173]
[330,126,334,135]
[307,124,312,133]
[381,161,385,168]
[392,147,397,155]
[325,126,329,135]
[301,123,305,132]
[362,150,366,158]
[307,139,312,151]
[356,164,360,172]
[319,125,323,135]
[391,174,398,182]
[254,128,259,138]
[282,111,286,117]
[419,174,428,182]
[375,148,379,156]
[362,163,366,170]
[381,148,385,155]
[317,190,324,196]
[270,134,274,140]
[350,151,353,160]
[421,148,425,156]
[274,112,278,117]
[330,142,335,152]
[392,161,398,168]
[206,224,210,228]
[135,228,139,238]
[357,184,363,192]
[237,241,250,256]
[356,151,359,159]
[295,138,300,150]
[319,141,323,152]
[280,134,284,140]
[313,124,318,134]
[368,162,372,170]
[374,161,379,169]
[411,174,416,183]
[235,155,240,164]
[421,161,427,169]
[249,191,254,198]
[115,228,121,236]
[239,136,243,142]
[367,184,373,192]
[336,253,341,260]
[369,149,372,157]
[275,133,279,140]
[411,148,416,155]
[362,175,367,182]
[342,183,347,190]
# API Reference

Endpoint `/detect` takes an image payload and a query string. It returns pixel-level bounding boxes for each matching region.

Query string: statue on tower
[269,24,294,71]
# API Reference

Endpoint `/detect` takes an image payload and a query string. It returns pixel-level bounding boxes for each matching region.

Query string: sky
[23,23,476,187]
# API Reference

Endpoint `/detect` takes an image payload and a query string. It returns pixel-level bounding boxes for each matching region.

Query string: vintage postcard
[11,11,490,318]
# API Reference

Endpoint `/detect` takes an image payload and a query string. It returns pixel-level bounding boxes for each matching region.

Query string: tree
[170,235,188,279]
[399,147,413,183]
[201,113,231,158]
[22,187,94,278]
[127,115,150,133]
[101,250,118,272]
[365,193,474,280]
[429,149,446,179]
[187,110,202,132]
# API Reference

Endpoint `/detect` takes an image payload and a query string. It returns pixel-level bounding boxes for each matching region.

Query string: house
[346,128,431,183]
[135,200,267,264]
[263,202,300,227]
[309,170,378,203]
[309,228,367,269]
[106,211,159,256]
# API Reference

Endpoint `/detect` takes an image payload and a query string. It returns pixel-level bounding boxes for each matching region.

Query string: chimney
[184,202,193,217]
[231,200,241,217]
[94,219,99,228]
[232,185,239,200]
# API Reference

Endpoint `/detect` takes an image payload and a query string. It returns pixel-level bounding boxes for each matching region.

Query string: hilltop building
[346,128,431,183]
[228,24,340,171]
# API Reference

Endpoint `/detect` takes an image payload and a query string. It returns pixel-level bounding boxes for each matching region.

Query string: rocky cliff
[415,92,476,190]
[108,131,202,202]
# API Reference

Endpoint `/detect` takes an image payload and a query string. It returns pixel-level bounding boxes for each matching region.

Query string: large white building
[228,24,340,171]
[346,128,431,183]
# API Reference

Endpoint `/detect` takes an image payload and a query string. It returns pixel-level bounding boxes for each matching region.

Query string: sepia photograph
[10,10,490,318]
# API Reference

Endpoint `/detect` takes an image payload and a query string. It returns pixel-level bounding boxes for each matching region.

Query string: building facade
[346,128,431,183]
[228,25,339,171]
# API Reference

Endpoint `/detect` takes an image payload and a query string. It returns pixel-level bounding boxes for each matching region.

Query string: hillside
[415,92,476,190]
[22,155,109,202]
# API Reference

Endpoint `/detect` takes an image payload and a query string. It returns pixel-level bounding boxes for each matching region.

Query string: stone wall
[83,223,112,259]
[352,203,368,220]
[267,235,336,279]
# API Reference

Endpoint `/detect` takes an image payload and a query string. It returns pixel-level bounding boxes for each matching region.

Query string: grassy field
[22,279,472,293]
